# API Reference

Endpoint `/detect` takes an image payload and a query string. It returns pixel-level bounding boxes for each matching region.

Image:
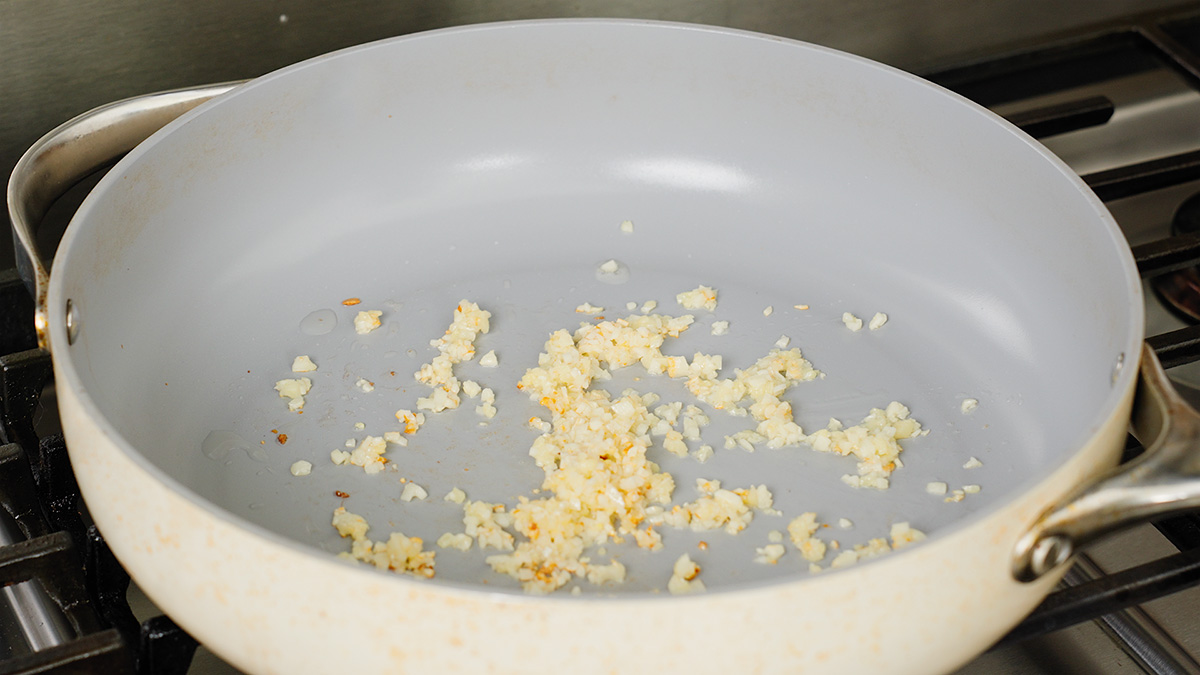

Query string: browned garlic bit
[667,554,705,594]
[395,409,425,434]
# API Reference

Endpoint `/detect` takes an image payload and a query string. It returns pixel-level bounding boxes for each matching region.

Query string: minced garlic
[676,285,717,311]
[291,355,317,372]
[654,480,777,535]
[311,294,935,593]
[274,377,311,412]
[463,500,515,551]
[787,512,827,562]
[462,380,483,398]
[754,543,786,564]
[395,409,425,434]
[348,436,387,474]
[353,310,383,334]
[382,431,408,447]
[414,300,491,414]
[332,507,434,578]
[400,482,428,502]
[667,554,705,594]
[807,402,923,489]
[437,533,472,551]
[476,387,496,419]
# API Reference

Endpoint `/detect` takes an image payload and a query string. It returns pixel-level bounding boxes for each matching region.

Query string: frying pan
[8,19,1200,674]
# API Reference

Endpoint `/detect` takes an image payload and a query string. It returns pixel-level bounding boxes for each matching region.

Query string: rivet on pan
[1030,535,1072,576]
[65,299,80,346]
[1111,352,1125,384]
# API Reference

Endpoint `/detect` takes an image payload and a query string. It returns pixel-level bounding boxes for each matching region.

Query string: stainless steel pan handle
[1014,343,1200,581]
[6,82,244,350]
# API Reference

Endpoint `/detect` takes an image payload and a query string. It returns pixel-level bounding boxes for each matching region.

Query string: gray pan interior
[51,20,1143,594]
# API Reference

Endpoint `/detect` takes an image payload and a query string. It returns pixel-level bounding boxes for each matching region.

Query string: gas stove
[8,5,1200,674]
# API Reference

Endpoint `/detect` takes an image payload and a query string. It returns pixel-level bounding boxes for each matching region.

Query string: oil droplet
[595,259,630,285]
[300,308,337,335]
[201,430,250,461]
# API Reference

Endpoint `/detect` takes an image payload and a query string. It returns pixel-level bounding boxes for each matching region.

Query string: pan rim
[46,17,1145,599]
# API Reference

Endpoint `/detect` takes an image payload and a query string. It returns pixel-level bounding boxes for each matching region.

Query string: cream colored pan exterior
[56,370,1135,673]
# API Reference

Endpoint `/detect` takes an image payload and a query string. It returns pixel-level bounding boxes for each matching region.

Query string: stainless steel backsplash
[1,0,1191,261]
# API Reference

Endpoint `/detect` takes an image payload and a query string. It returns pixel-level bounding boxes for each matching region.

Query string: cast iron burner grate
[0,269,197,674]
[10,5,1200,674]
